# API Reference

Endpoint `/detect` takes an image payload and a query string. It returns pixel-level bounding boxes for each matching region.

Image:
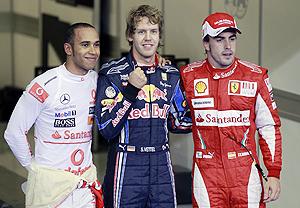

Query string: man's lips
[222,50,233,56]
[85,57,98,61]
[143,43,154,47]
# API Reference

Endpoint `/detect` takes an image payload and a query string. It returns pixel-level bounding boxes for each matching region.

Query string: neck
[207,56,234,70]
[132,52,156,66]
[65,61,87,76]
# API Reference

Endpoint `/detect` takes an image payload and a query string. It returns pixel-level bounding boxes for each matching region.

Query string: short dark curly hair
[64,22,95,46]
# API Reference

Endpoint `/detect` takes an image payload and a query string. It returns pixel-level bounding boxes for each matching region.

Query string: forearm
[4,130,33,167]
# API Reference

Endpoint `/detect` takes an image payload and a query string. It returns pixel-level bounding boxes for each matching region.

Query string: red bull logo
[137,84,167,102]
[129,103,170,119]
[101,92,123,112]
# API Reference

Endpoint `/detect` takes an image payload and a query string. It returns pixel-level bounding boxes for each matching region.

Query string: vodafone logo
[194,110,250,127]
[90,89,96,104]
[29,82,49,103]
[91,89,96,99]
[36,87,44,95]
[71,149,84,166]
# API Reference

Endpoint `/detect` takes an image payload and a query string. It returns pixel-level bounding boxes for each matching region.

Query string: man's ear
[127,34,133,43]
[64,43,72,56]
[203,40,210,52]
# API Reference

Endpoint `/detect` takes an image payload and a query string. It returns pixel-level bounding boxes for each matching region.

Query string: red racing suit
[180,58,282,208]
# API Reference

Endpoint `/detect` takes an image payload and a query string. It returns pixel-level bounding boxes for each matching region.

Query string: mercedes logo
[60,93,71,105]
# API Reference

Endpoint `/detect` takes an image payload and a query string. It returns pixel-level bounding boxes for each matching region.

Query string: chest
[43,80,96,126]
[184,71,258,111]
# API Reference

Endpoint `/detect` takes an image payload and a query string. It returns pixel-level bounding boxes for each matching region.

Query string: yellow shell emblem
[195,81,207,94]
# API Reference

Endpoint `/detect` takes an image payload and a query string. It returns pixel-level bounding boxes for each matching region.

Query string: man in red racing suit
[180,12,282,208]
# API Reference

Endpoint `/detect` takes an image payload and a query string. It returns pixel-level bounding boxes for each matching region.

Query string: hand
[263,177,281,203]
[158,55,171,67]
[128,67,147,89]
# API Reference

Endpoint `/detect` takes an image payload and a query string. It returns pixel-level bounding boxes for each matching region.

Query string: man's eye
[151,30,158,34]
[82,43,89,47]
[137,30,145,34]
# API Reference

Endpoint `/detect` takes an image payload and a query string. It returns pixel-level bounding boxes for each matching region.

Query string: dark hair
[203,28,238,42]
[64,22,95,46]
[125,5,164,46]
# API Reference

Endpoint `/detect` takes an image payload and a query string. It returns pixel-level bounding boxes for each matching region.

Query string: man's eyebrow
[229,34,237,38]
[213,35,224,39]
[213,34,237,39]
[80,41,91,44]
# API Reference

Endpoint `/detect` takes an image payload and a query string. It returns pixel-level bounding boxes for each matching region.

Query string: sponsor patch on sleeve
[264,78,273,92]
[105,86,116,98]
[264,78,277,109]
[29,82,49,103]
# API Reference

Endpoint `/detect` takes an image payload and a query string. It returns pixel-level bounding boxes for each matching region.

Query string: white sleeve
[4,84,45,167]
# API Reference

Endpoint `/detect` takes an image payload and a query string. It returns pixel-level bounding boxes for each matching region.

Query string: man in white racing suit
[4,23,103,208]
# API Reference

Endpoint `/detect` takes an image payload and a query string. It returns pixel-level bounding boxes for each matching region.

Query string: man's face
[128,17,160,64]
[204,31,237,69]
[66,27,100,74]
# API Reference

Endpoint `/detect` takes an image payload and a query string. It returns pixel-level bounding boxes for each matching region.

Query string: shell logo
[195,81,207,94]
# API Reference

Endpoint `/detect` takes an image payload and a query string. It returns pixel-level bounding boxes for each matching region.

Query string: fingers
[268,184,281,202]
[263,178,281,203]
[128,67,147,89]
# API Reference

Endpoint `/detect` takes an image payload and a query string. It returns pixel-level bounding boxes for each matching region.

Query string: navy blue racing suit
[95,53,191,208]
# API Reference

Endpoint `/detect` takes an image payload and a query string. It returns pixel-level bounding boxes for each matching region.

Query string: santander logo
[196,115,205,123]
[195,110,250,127]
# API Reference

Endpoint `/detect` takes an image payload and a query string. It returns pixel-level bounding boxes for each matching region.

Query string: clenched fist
[128,67,147,89]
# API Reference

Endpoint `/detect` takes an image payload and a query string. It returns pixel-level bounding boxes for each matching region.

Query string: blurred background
[0,0,299,207]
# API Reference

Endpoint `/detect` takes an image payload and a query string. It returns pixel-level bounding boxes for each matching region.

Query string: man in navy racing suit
[95,5,191,208]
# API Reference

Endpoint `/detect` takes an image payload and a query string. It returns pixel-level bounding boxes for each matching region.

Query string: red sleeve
[255,69,282,178]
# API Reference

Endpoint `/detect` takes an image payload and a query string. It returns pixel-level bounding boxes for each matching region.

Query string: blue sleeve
[94,72,139,140]
[168,81,192,134]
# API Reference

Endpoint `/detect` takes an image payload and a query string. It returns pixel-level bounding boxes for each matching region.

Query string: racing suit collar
[61,63,93,82]
[127,51,159,74]
[206,57,239,80]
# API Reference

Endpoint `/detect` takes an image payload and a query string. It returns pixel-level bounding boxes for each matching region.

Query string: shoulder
[160,64,179,74]
[26,66,60,90]
[180,60,206,74]
[24,66,61,104]
[100,57,129,75]
[88,69,98,81]
[238,60,268,75]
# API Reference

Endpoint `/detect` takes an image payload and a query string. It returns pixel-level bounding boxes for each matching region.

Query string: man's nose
[89,46,97,54]
[145,31,151,40]
[224,39,231,49]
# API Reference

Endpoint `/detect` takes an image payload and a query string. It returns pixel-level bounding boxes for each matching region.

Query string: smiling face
[64,27,100,75]
[128,17,160,65]
[204,31,237,69]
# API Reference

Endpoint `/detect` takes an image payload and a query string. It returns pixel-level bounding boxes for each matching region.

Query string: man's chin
[142,52,156,59]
